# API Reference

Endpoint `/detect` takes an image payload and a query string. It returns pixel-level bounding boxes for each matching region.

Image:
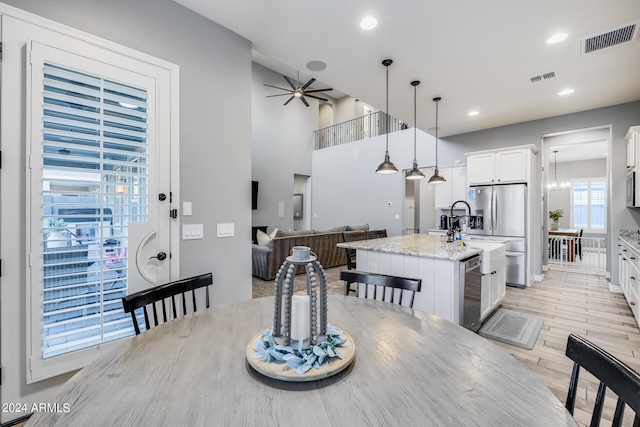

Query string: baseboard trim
[608,283,623,293]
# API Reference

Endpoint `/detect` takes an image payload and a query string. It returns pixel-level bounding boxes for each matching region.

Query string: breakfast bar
[338,234,484,325]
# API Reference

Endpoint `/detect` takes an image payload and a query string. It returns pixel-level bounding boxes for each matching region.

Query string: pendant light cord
[435,98,439,167]
[385,64,390,153]
[413,84,417,160]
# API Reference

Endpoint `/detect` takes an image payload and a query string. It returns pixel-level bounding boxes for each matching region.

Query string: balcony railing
[314,111,407,150]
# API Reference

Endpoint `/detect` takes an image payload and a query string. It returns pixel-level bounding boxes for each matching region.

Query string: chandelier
[548,150,570,191]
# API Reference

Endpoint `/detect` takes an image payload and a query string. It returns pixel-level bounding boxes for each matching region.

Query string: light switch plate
[183,224,203,240]
[216,223,235,238]
[183,202,192,216]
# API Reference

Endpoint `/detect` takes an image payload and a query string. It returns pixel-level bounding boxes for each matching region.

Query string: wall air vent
[581,20,640,55]
[530,70,558,84]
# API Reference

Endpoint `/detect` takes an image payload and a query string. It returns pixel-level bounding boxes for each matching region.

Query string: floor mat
[479,310,543,350]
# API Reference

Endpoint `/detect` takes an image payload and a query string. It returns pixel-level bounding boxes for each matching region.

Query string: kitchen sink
[465,240,506,274]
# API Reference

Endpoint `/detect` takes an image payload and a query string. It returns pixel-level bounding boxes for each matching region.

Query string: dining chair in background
[366,229,387,240]
[339,270,422,307]
[122,272,213,335]
[574,229,584,261]
[342,230,369,270]
[564,333,640,427]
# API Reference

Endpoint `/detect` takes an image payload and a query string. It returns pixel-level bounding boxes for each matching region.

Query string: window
[571,178,606,232]
[39,62,149,358]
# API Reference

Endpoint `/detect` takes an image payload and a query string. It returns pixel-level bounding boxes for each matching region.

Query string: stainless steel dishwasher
[459,255,482,332]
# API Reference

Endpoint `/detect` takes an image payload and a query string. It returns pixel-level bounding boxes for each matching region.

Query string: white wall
[0,1,252,422]
[311,128,436,235]
[251,63,318,233]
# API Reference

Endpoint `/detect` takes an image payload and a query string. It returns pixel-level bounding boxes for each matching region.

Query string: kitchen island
[337,234,483,326]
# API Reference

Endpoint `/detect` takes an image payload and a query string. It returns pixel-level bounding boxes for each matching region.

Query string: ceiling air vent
[581,20,640,55]
[530,70,558,84]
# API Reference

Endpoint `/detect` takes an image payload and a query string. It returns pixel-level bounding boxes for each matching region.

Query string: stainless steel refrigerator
[466,183,527,287]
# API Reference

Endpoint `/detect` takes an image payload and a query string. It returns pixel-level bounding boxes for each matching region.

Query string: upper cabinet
[466,145,538,186]
[627,126,640,171]
[434,166,467,209]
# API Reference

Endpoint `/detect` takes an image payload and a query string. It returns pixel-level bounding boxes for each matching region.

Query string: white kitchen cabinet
[434,166,467,209]
[627,126,640,171]
[480,265,506,321]
[466,146,535,186]
[617,238,640,328]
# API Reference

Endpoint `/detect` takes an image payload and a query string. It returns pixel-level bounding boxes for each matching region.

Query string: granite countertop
[619,230,640,254]
[337,234,482,261]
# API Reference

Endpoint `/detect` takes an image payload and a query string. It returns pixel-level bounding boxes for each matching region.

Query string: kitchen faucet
[449,200,471,232]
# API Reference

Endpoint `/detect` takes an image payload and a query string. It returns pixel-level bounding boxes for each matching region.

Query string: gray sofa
[251,225,374,281]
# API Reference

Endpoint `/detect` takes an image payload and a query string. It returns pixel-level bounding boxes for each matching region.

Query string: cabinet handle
[631,302,636,306]
[631,276,636,280]
[632,257,637,260]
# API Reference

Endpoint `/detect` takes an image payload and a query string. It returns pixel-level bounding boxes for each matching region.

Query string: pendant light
[406,80,425,180]
[428,97,446,184]
[548,150,570,190]
[376,59,398,174]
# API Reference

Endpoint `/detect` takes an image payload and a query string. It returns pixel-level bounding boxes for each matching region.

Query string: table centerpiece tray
[246,327,355,382]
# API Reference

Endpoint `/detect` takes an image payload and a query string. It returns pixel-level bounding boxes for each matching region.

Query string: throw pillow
[256,229,275,248]
[346,223,370,231]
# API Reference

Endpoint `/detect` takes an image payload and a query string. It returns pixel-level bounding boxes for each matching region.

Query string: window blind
[41,63,149,358]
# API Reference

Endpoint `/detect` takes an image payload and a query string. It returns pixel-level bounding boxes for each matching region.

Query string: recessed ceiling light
[558,89,574,96]
[547,33,568,44]
[468,111,479,116]
[360,17,377,30]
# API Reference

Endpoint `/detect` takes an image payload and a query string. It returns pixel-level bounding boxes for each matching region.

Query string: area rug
[478,310,543,350]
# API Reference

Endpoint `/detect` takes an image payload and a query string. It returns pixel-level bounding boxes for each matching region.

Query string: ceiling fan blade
[300,96,310,107]
[283,75,298,90]
[300,78,316,90]
[283,95,295,105]
[305,94,329,102]
[303,88,333,94]
[266,94,293,98]
[264,84,293,92]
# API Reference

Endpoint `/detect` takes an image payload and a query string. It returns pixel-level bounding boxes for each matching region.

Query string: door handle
[149,252,167,261]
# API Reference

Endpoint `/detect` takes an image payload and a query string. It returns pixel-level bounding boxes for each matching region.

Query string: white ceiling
[174,0,640,137]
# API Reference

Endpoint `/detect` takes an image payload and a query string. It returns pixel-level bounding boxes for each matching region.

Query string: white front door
[27,40,174,381]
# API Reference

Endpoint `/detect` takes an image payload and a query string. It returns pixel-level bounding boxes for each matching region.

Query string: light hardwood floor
[495,268,640,427]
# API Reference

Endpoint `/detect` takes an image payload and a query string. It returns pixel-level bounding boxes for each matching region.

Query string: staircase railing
[314,111,407,150]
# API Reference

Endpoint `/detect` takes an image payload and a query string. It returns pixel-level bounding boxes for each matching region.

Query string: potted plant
[548,209,563,231]
[43,217,68,248]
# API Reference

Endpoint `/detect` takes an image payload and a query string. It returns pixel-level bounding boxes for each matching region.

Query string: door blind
[41,62,149,358]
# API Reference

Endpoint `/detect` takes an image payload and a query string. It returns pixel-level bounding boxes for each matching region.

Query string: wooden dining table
[549,228,580,262]
[26,296,577,427]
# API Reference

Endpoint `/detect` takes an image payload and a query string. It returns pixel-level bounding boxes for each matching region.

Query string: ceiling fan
[264,72,333,107]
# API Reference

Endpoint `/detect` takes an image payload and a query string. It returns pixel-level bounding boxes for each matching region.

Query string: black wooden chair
[366,229,387,239]
[565,334,640,427]
[340,270,422,308]
[574,229,584,261]
[342,230,368,271]
[122,273,213,335]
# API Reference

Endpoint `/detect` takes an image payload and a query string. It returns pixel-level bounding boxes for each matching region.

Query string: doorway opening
[542,126,609,276]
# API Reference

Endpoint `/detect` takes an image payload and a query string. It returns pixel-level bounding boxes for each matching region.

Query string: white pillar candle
[290,295,310,341]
